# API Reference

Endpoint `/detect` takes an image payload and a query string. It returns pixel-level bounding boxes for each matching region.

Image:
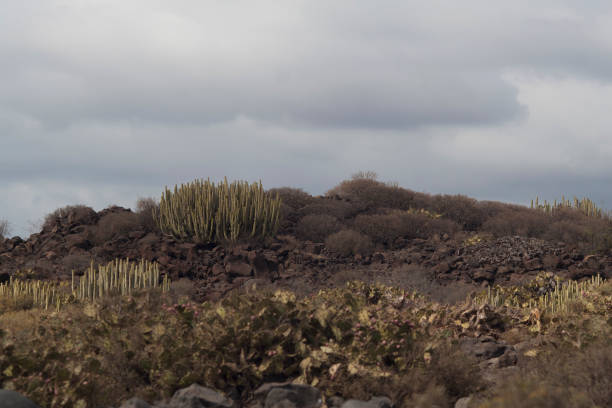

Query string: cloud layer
[1,1,612,237]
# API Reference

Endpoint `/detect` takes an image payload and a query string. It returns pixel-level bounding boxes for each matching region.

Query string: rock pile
[0,383,394,408]
[1,207,610,301]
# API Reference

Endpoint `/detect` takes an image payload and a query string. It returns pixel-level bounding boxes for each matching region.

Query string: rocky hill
[1,193,610,304]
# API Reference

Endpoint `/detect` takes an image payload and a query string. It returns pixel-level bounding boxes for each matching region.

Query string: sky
[1,1,612,238]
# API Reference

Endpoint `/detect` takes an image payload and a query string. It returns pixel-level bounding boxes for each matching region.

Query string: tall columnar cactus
[154,177,281,244]
[531,195,610,219]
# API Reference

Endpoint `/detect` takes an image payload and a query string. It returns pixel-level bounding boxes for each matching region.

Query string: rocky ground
[1,206,609,304]
[1,205,610,408]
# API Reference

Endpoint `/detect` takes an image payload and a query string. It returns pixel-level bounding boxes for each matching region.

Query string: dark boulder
[0,390,41,408]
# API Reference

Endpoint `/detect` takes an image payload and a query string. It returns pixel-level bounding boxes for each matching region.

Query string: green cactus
[154,177,281,244]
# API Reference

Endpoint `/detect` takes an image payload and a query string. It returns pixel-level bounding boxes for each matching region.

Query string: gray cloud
[2,1,612,237]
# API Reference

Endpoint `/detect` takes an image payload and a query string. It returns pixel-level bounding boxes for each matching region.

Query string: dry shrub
[325,229,374,257]
[353,210,431,247]
[169,278,198,301]
[62,253,93,273]
[478,200,516,219]
[267,189,315,235]
[326,178,430,211]
[296,214,343,242]
[427,343,483,399]
[546,208,612,252]
[430,194,486,231]
[42,205,98,231]
[267,187,313,210]
[477,381,593,408]
[481,208,548,238]
[275,203,296,235]
[92,211,139,246]
[532,342,612,407]
[544,220,590,244]
[320,342,480,407]
[0,219,10,239]
[135,197,159,232]
[480,342,612,408]
[299,199,362,220]
[405,384,450,408]
[425,218,461,237]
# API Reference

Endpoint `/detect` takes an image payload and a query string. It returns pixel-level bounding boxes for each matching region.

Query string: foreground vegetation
[0,174,610,407]
[0,274,609,407]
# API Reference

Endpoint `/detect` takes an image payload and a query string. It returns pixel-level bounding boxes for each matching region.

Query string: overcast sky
[2,1,612,238]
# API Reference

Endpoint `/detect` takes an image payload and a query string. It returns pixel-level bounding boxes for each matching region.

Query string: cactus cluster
[479,273,605,314]
[531,195,611,219]
[74,258,169,301]
[0,258,169,313]
[0,277,68,312]
[154,177,281,244]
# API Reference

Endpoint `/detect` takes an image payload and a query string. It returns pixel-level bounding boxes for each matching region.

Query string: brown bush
[275,203,298,235]
[326,178,430,211]
[427,343,483,399]
[353,210,431,247]
[0,219,9,239]
[299,199,362,220]
[481,208,548,238]
[267,187,313,210]
[320,341,480,406]
[478,380,593,408]
[424,218,461,238]
[42,205,98,231]
[62,253,94,273]
[544,220,591,244]
[548,208,612,252]
[430,194,486,231]
[268,189,316,235]
[92,210,139,246]
[480,342,611,407]
[295,214,343,242]
[325,229,374,257]
[135,197,159,232]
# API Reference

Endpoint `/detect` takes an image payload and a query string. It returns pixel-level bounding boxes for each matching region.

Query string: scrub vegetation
[0,174,610,407]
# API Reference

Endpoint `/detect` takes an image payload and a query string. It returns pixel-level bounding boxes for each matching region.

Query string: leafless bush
[135,197,159,232]
[326,177,427,211]
[481,208,548,238]
[92,211,139,246]
[351,170,378,180]
[353,210,431,247]
[325,229,374,257]
[62,253,94,273]
[42,205,98,230]
[0,219,10,238]
[431,194,486,230]
[267,187,313,209]
[296,214,343,242]
[299,199,362,220]
[480,342,611,407]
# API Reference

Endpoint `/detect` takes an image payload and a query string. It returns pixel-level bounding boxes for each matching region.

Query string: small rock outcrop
[0,389,41,408]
